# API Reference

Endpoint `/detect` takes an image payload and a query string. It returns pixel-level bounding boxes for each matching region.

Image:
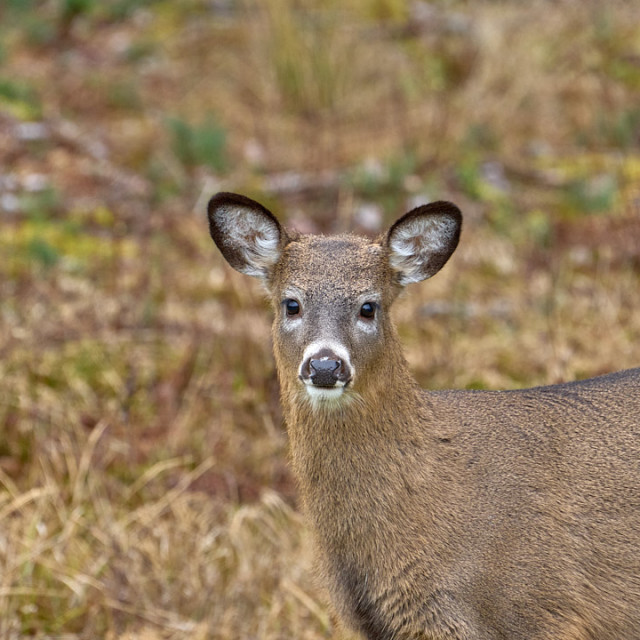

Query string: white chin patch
[304,385,345,403]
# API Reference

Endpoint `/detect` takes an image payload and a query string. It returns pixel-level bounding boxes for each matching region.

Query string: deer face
[268,234,396,404]
[208,193,461,407]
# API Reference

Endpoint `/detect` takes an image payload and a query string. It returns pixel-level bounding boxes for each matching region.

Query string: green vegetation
[0,78,42,119]
[167,114,229,174]
[0,1,639,637]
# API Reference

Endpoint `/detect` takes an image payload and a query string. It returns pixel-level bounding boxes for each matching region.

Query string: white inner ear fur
[388,215,457,284]
[218,205,281,277]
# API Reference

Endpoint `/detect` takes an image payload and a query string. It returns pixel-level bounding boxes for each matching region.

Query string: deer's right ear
[208,192,289,279]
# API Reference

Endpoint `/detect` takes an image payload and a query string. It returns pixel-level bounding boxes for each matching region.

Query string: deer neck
[278,345,427,536]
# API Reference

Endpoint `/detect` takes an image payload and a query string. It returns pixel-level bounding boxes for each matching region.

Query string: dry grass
[1,0,639,637]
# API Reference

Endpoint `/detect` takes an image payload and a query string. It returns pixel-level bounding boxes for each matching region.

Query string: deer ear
[208,192,289,279]
[385,201,462,285]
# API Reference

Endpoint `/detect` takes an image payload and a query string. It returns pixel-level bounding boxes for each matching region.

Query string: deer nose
[300,349,352,388]
[310,358,341,387]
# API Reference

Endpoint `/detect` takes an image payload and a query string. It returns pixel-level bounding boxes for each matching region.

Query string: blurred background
[0,0,639,637]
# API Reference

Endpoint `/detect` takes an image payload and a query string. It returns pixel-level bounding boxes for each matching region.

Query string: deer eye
[284,299,301,316]
[359,302,376,319]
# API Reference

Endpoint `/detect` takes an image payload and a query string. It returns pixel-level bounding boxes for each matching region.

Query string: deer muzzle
[299,346,353,389]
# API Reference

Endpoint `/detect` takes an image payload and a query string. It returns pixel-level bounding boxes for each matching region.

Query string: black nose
[309,358,341,387]
[300,348,352,388]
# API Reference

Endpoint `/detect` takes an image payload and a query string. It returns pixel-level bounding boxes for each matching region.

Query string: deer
[207,191,640,640]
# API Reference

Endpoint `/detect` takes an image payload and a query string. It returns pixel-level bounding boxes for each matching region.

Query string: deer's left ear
[385,201,462,286]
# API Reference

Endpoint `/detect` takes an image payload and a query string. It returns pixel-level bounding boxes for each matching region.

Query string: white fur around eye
[355,299,379,335]
[356,317,378,334]
[282,314,302,332]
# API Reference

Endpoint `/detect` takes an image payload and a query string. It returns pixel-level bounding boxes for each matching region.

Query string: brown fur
[208,192,640,640]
